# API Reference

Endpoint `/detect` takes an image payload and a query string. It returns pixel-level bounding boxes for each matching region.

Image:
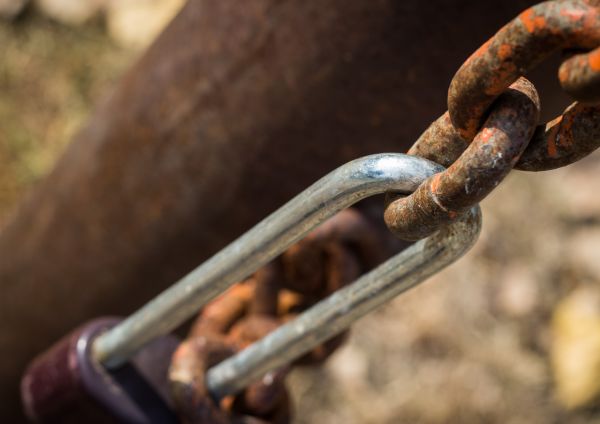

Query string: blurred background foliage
[0,14,128,224]
[0,0,182,225]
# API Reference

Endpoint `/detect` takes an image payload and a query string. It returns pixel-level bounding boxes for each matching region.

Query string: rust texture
[386,0,600,241]
[385,78,540,241]
[169,334,290,424]
[170,269,290,423]
[409,101,600,172]
[449,0,600,141]
[170,208,390,421]
[516,102,600,170]
[409,106,600,174]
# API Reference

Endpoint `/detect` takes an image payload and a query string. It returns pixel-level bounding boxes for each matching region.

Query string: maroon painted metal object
[21,318,179,423]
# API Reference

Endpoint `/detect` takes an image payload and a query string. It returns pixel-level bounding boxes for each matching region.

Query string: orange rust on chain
[516,102,600,170]
[497,43,513,60]
[402,0,600,235]
[430,173,442,195]
[449,0,600,141]
[411,102,600,173]
[558,62,571,84]
[189,283,254,337]
[561,5,588,22]
[479,127,494,143]
[484,61,518,97]
[588,47,600,70]
[385,78,540,241]
[471,38,493,59]
[169,207,395,421]
[520,8,548,33]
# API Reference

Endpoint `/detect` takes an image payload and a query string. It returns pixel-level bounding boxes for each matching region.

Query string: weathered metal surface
[385,78,539,240]
[516,102,600,170]
[408,100,600,173]
[169,275,290,422]
[449,0,600,141]
[385,0,600,241]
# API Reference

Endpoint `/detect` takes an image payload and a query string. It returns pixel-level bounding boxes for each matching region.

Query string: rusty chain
[164,1,600,422]
[386,0,600,240]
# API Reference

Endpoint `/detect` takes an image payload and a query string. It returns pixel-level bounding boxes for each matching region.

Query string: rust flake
[430,173,443,195]
[497,43,513,60]
[479,127,495,143]
[519,8,547,34]
[483,61,517,96]
[588,48,600,71]
[561,8,586,23]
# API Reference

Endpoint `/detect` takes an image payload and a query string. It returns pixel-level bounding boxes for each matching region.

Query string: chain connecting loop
[385,0,600,241]
[162,157,483,422]
[385,77,540,241]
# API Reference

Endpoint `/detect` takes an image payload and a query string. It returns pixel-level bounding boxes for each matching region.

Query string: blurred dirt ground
[0,12,130,226]
[2,6,600,424]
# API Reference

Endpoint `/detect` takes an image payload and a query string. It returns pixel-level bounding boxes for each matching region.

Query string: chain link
[385,0,600,241]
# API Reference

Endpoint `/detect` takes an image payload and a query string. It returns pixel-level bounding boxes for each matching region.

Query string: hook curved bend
[92,154,464,370]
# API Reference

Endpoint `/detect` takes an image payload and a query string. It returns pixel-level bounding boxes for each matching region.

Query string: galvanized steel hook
[92,154,449,368]
[205,202,481,399]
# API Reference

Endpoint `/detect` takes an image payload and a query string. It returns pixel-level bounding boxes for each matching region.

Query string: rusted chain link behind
[169,208,394,423]
[170,1,600,421]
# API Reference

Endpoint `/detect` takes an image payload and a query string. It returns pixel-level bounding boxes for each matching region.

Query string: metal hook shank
[93,154,444,368]
[204,205,481,399]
